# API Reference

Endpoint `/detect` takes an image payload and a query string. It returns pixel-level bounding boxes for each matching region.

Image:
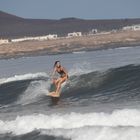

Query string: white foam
[0,72,48,85]
[69,61,93,76]
[72,51,86,54]
[16,80,50,105]
[0,109,140,136]
[115,46,134,50]
[42,126,140,140]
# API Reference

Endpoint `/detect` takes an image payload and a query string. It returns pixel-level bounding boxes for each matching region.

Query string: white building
[11,38,28,42]
[46,34,58,40]
[0,39,9,45]
[123,24,140,31]
[67,32,82,37]
[11,34,58,43]
[89,29,98,35]
[133,25,140,30]
[91,29,98,34]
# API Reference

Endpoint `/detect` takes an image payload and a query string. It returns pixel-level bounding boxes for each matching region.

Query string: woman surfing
[48,61,68,97]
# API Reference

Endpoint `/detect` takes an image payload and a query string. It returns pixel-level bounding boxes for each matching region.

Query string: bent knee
[58,79,64,85]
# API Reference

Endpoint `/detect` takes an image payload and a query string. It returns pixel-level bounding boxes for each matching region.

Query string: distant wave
[0,72,48,85]
[0,109,140,136]
[72,51,86,54]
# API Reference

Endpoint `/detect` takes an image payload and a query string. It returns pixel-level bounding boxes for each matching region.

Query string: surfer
[49,61,68,97]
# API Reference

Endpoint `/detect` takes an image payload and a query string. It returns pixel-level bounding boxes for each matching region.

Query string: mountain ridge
[0,11,140,38]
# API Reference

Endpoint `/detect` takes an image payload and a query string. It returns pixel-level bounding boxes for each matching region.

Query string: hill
[0,11,140,38]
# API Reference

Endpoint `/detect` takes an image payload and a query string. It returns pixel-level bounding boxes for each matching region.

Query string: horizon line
[1,10,140,21]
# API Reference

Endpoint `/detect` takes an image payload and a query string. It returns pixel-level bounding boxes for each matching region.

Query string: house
[46,34,58,40]
[67,32,82,37]
[89,29,98,35]
[0,39,9,45]
[91,29,98,34]
[133,25,140,31]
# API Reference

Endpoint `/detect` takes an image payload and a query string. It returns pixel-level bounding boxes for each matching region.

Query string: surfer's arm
[62,67,68,78]
[51,67,56,79]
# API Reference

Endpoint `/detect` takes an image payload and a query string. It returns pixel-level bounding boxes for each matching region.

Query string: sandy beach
[0,30,140,59]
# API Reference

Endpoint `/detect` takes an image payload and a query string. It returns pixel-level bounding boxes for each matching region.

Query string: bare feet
[48,92,60,97]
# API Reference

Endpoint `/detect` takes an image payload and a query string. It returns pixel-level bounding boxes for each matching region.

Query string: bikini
[56,67,68,78]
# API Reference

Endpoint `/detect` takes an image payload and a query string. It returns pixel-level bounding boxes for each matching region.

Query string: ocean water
[0,46,140,140]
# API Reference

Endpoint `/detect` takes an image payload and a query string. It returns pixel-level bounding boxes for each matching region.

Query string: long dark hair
[54,61,60,68]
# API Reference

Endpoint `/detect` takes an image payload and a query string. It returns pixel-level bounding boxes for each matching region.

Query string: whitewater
[0,46,140,140]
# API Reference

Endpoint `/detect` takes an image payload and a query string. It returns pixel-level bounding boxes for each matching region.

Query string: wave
[42,126,140,140]
[62,64,140,103]
[0,109,140,136]
[16,80,50,105]
[0,72,48,85]
[68,61,93,76]
[1,126,140,140]
[72,51,86,54]
[0,73,49,105]
[0,64,140,106]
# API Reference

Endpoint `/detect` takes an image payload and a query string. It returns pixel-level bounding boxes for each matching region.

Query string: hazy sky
[0,0,140,19]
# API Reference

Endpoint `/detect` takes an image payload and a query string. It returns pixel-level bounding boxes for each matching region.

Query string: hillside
[0,11,140,38]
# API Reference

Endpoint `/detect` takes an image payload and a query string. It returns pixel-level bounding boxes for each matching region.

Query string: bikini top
[56,67,65,76]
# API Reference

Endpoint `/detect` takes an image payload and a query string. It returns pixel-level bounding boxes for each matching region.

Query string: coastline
[0,30,140,59]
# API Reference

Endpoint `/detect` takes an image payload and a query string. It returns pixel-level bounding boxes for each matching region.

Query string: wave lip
[0,109,140,135]
[0,72,48,85]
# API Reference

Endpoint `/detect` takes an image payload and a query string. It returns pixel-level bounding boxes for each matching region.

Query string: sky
[0,0,140,19]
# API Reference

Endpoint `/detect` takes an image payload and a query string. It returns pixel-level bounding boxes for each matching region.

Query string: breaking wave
[0,64,140,106]
[0,72,48,85]
[0,109,140,140]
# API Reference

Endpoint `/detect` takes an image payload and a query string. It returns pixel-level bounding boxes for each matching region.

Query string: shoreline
[0,43,140,60]
[0,30,140,59]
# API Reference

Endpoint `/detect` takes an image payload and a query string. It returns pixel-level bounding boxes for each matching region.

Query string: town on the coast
[1,24,140,45]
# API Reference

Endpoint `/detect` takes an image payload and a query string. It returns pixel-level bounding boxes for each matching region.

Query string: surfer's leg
[55,77,67,95]
[55,78,60,85]
[53,79,57,87]
[53,78,60,87]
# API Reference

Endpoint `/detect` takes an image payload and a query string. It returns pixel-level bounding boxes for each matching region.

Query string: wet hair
[54,61,61,67]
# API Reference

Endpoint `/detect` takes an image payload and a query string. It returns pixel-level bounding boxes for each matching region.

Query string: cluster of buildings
[122,24,140,31]
[0,24,140,45]
[0,34,58,45]
[0,32,83,45]
[11,34,58,43]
